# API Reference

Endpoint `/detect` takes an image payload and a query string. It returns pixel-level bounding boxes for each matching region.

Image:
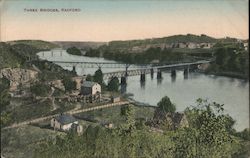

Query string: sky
[0,0,249,42]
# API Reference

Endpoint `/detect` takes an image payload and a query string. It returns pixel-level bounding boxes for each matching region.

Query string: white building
[81,81,101,95]
[243,42,248,50]
[51,114,79,131]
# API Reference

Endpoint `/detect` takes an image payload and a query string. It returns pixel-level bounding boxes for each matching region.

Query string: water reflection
[157,79,162,85]
[140,81,145,89]
[120,84,127,94]
[171,76,176,82]
[151,73,154,80]
[184,74,189,80]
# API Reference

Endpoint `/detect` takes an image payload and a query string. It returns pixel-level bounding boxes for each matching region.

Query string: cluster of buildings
[130,42,215,53]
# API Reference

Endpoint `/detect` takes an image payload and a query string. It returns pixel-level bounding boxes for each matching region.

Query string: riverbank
[205,71,249,80]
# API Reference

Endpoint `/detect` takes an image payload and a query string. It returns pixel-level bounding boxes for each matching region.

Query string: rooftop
[55,114,77,125]
[82,81,98,87]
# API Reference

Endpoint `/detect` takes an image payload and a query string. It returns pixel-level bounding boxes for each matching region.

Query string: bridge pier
[51,51,54,57]
[150,68,154,78]
[72,65,76,73]
[121,84,127,94]
[184,67,189,79]
[125,64,130,77]
[157,70,162,79]
[60,51,62,57]
[171,69,176,77]
[140,73,146,82]
[121,76,127,85]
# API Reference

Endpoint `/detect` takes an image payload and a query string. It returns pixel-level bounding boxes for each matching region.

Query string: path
[2,101,130,130]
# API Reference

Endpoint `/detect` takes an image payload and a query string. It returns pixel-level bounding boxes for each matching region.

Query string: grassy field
[74,104,156,127]
[1,125,65,158]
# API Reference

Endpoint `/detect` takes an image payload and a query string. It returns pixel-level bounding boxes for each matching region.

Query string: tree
[66,47,81,56]
[183,98,237,157]
[215,47,228,67]
[120,105,136,135]
[62,77,76,92]
[93,68,103,85]
[107,76,119,91]
[157,96,176,113]
[86,74,93,81]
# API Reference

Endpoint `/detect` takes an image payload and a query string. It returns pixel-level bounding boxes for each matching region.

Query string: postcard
[0,0,249,157]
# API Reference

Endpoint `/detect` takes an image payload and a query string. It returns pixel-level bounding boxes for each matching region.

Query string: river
[37,49,249,131]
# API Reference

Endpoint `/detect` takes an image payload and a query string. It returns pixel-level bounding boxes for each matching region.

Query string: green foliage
[120,105,136,135]
[0,77,11,127]
[34,60,76,81]
[8,40,58,50]
[207,43,249,78]
[0,77,11,111]
[30,82,50,97]
[85,74,93,81]
[11,99,52,123]
[235,128,250,141]
[157,96,176,113]
[85,48,101,57]
[66,47,82,56]
[107,76,119,91]
[0,42,24,68]
[62,77,76,92]
[93,68,103,85]
[33,99,248,158]
[184,98,238,157]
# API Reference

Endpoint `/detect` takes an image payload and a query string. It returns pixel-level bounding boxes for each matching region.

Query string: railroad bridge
[38,50,212,83]
[46,58,212,83]
[103,60,211,82]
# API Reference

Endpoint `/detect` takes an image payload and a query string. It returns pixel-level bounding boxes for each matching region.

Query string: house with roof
[51,114,79,131]
[81,81,101,95]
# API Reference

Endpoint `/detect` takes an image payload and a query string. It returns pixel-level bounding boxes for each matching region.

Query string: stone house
[81,81,101,95]
[51,114,79,131]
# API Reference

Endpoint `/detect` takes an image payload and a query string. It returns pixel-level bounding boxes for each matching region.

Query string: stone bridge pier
[72,65,76,73]
[140,73,146,82]
[157,69,162,79]
[150,68,154,78]
[121,76,127,85]
[171,69,176,77]
[184,66,189,78]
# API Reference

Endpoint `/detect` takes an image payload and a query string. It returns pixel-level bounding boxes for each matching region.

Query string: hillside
[0,42,24,68]
[7,40,59,50]
[0,42,76,80]
[53,41,106,50]
[107,34,217,49]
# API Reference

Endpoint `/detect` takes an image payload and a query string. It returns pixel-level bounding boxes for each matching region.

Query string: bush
[62,77,76,92]
[157,96,176,113]
[66,47,81,56]
[107,77,119,91]
[30,82,50,97]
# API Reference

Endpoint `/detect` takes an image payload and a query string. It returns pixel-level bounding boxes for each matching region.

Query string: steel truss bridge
[46,59,211,79]
[102,60,211,79]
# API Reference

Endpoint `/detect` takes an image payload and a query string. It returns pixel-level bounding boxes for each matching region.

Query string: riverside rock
[0,68,38,91]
